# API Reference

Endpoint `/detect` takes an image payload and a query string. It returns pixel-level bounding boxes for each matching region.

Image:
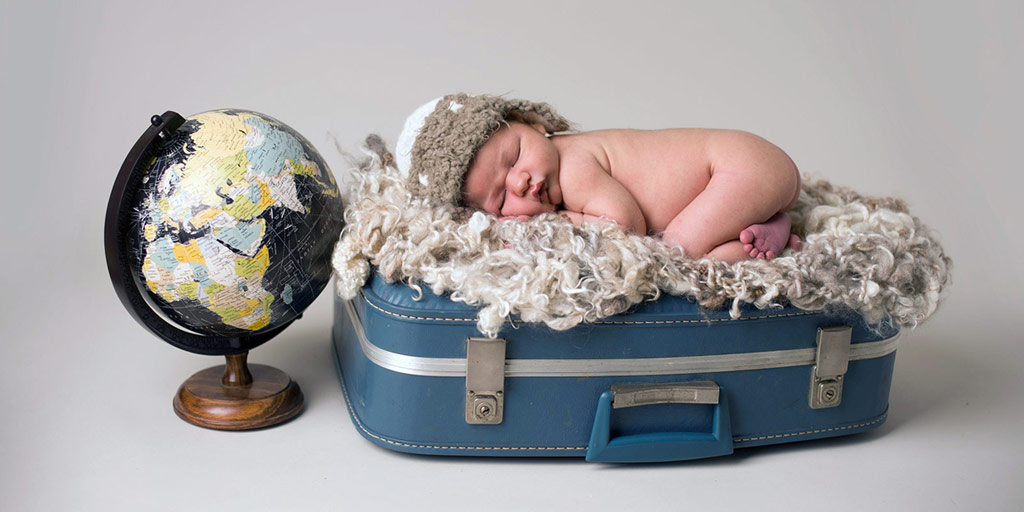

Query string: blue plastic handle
[585,388,733,463]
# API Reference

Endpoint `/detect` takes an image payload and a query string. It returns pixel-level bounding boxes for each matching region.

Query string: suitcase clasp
[809,326,852,409]
[466,337,506,424]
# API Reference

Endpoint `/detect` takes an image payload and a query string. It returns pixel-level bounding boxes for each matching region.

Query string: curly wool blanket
[332,144,952,338]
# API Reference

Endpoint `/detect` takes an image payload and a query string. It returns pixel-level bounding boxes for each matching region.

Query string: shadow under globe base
[172,352,304,430]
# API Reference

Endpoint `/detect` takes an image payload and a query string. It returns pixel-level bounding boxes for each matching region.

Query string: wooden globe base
[173,352,303,430]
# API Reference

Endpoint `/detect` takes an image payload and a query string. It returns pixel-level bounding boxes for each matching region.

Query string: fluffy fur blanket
[332,139,952,338]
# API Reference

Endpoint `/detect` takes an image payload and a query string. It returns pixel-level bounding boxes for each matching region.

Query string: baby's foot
[740,212,797,260]
[787,233,802,252]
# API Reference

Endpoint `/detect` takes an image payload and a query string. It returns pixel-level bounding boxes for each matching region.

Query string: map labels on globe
[132,109,343,337]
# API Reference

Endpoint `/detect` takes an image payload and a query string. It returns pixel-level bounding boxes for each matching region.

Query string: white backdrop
[2,1,1021,510]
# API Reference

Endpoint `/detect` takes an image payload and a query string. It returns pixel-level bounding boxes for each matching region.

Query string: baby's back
[555,128,718,233]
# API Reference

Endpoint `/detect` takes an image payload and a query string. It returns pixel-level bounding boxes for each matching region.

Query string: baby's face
[462,121,562,217]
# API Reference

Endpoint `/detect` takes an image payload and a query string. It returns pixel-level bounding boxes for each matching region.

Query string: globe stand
[173,351,304,430]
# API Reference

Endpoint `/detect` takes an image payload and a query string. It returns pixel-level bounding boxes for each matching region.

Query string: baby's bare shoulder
[602,128,720,152]
[574,129,716,175]
[557,128,780,175]
[556,128,712,153]
[597,128,792,166]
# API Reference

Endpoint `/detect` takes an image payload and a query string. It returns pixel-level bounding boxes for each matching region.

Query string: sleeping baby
[395,93,802,263]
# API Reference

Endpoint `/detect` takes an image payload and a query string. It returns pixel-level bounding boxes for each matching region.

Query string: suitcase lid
[355,273,897,361]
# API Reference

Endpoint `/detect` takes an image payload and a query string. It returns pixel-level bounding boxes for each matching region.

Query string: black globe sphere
[106,110,344,355]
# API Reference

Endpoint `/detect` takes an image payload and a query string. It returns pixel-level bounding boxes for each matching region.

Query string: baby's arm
[559,154,647,235]
[558,210,626,226]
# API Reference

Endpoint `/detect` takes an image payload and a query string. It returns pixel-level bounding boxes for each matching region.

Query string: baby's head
[395,93,571,216]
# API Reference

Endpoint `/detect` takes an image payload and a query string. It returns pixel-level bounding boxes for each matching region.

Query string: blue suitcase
[332,272,899,463]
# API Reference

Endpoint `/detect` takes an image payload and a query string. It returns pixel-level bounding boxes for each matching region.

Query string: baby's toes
[740,229,755,245]
[788,234,802,251]
[744,243,755,253]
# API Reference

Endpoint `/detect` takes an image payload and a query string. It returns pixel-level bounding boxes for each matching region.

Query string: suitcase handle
[585,381,733,463]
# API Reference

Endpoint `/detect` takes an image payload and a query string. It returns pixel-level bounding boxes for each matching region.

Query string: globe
[104,109,342,358]
[105,109,342,429]
[124,109,343,343]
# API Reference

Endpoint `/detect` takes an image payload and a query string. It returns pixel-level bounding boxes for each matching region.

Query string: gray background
[2,1,1021,510]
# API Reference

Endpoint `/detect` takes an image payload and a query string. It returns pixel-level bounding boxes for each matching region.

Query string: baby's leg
[662,149,800,262]
[705,240,757,262]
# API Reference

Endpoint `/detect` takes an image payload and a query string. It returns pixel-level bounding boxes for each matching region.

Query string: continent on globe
[133,109,343,337]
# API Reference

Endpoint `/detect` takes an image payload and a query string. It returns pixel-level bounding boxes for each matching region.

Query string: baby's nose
[509,170,530,196]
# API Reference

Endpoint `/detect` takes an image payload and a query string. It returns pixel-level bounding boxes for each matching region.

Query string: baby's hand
[558,210,584,225]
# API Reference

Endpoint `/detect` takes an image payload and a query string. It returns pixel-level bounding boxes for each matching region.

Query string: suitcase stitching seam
[733,415,887,443]
[360,291,824,324]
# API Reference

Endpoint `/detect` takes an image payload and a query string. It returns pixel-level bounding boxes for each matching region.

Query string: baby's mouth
[529,181,548,203]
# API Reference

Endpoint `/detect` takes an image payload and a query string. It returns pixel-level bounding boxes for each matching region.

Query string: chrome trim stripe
[344,300,899,378]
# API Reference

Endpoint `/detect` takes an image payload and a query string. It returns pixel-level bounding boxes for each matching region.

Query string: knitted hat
[395,93,572,206]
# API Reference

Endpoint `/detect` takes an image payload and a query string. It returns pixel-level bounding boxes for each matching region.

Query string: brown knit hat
[395,93,571,206]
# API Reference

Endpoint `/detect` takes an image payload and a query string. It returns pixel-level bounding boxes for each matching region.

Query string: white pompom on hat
[394,96,441,180]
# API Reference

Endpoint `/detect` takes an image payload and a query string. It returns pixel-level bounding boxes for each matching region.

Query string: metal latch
[809,326,851,409]
[465,337,506,424]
